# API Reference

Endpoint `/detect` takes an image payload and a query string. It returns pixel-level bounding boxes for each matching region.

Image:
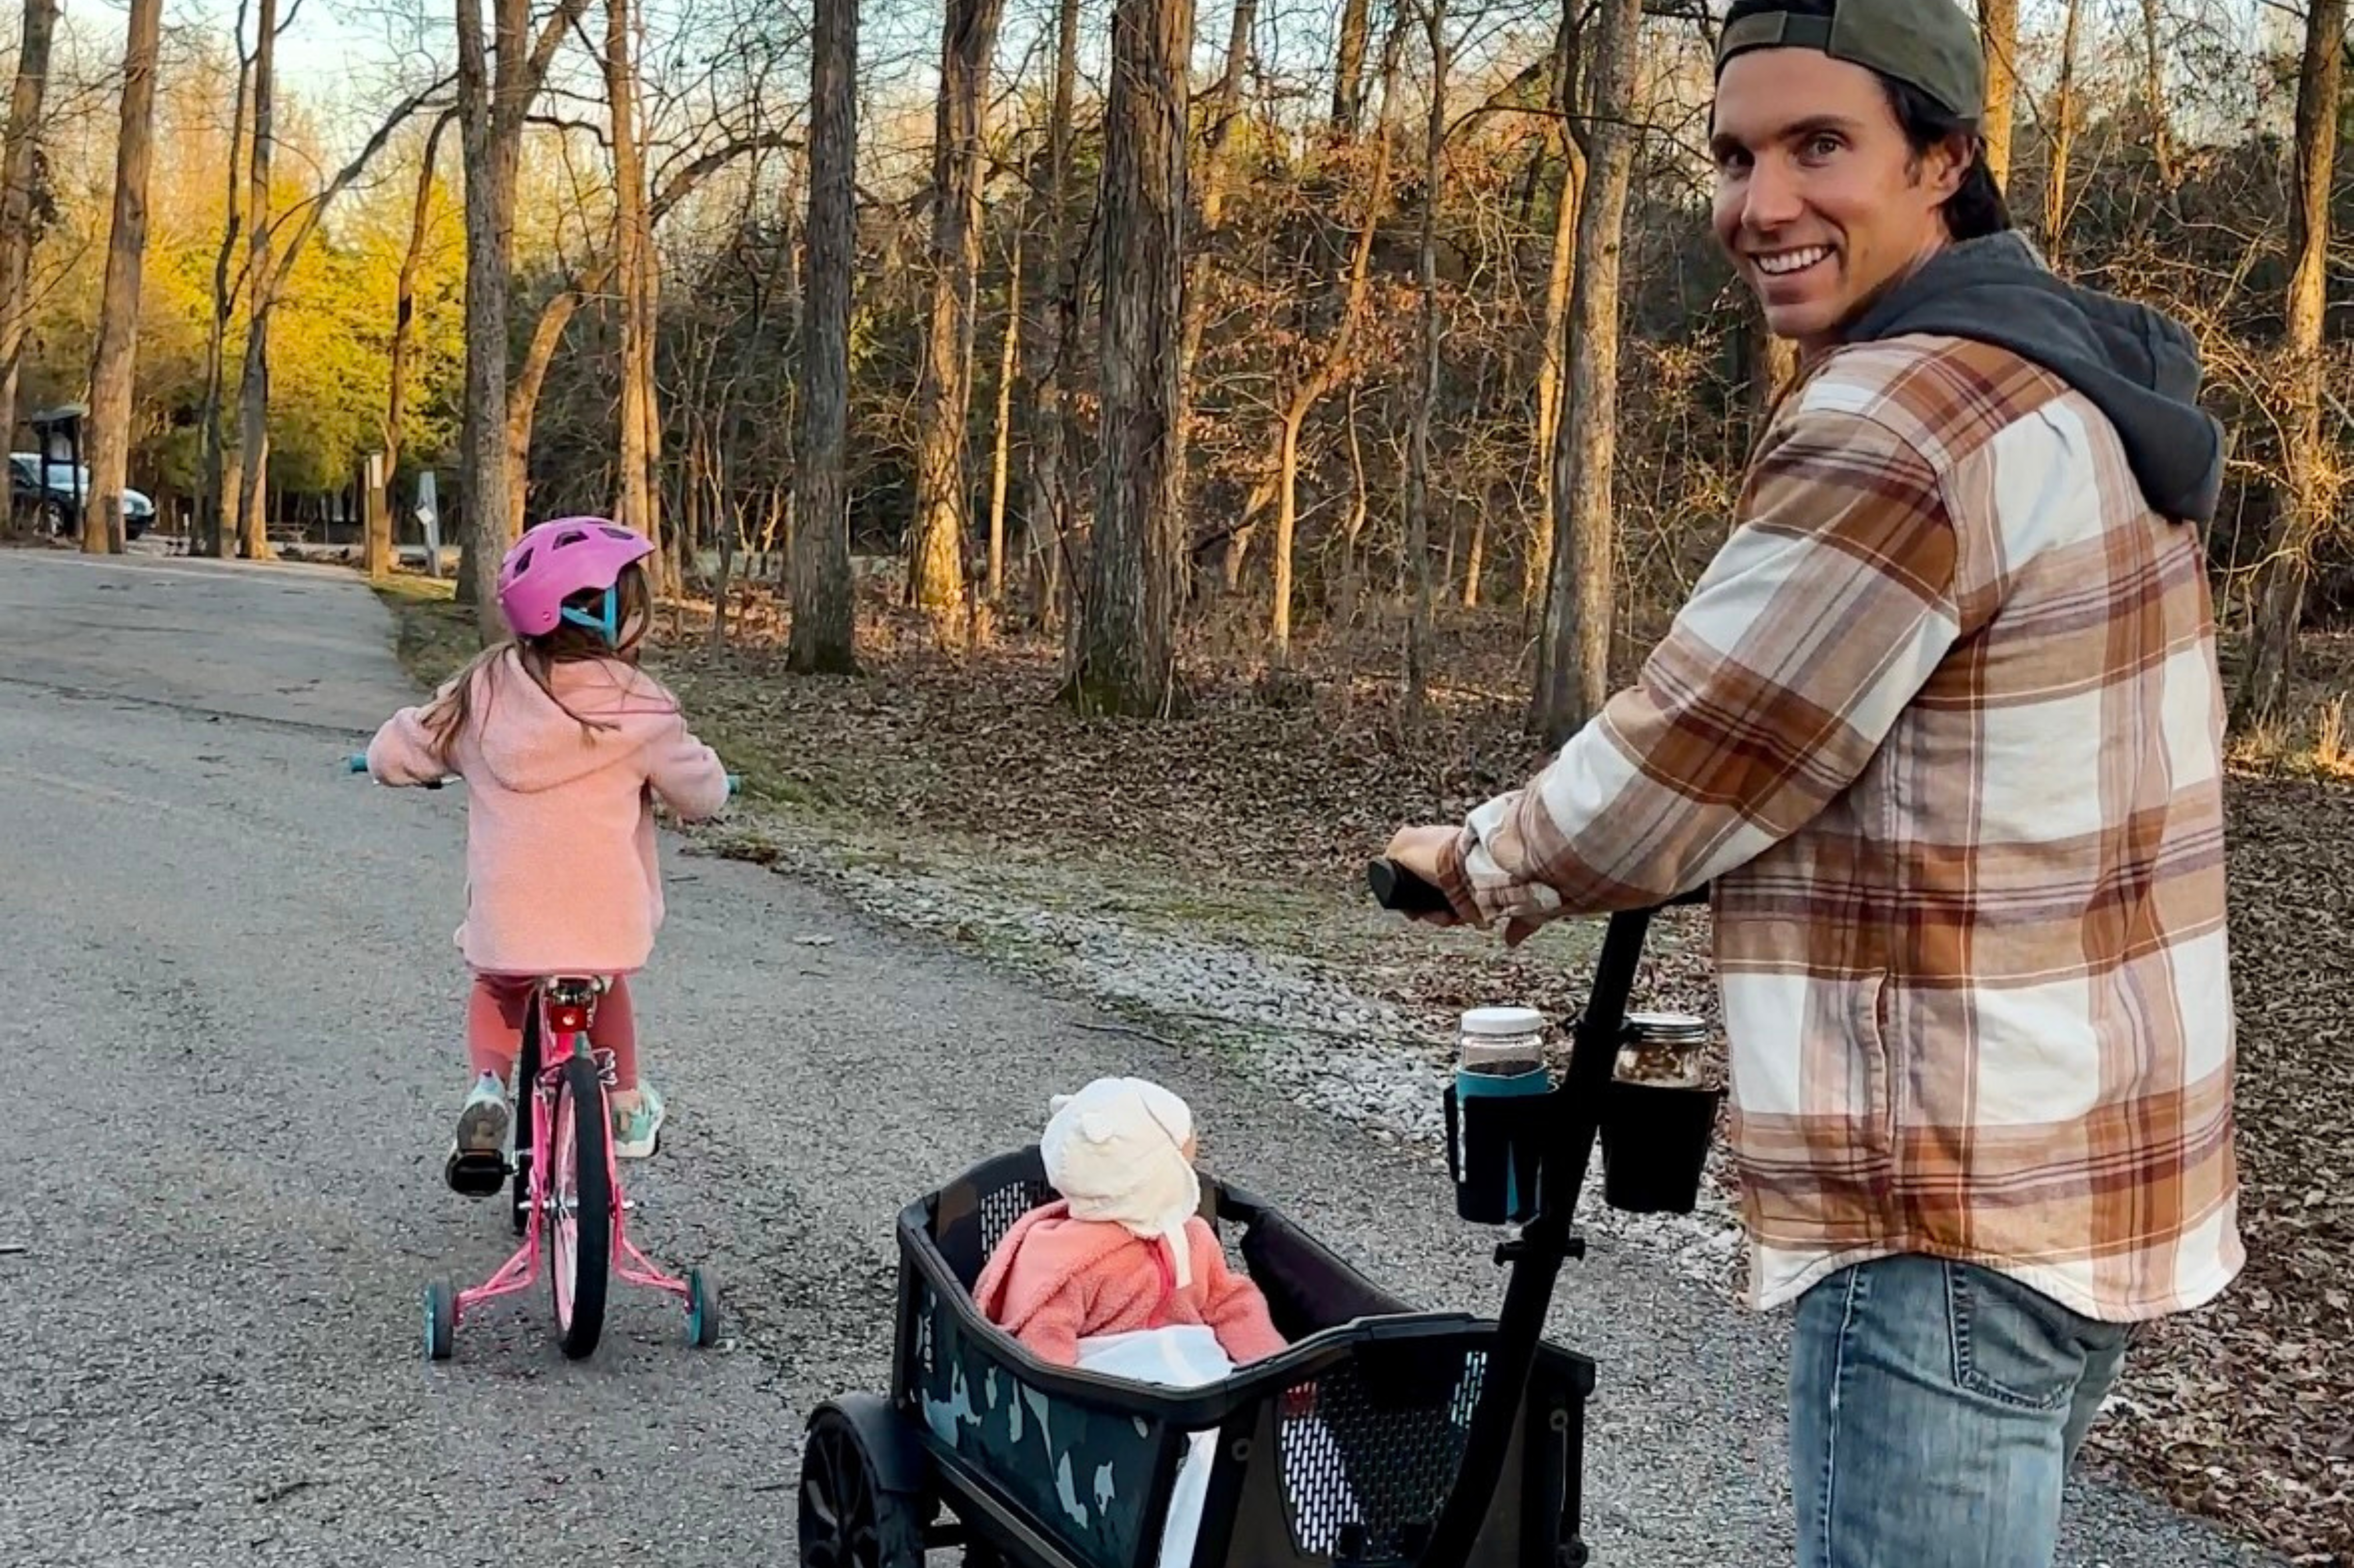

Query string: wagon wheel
[798,1405,925,1568]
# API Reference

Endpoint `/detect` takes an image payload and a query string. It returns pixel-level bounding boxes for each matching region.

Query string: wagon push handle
[1365,856,1706,1568]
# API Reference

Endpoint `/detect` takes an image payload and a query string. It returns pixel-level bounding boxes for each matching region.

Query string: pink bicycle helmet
[495,516,654,640]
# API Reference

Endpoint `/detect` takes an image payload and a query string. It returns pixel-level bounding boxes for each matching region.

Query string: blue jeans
[1789,1254,2133,1568]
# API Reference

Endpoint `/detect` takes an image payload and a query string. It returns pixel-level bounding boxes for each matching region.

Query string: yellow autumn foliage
[6,33,500,505]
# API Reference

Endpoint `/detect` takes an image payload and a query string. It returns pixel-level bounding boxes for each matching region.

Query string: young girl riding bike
[362,518,732,1194]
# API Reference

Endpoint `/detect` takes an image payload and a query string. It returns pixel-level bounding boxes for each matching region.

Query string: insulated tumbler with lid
[1448,1005,1550,1224]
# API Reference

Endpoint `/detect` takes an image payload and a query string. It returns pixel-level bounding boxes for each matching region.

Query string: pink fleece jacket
[971,1199,1289,1368]
[365,649,730,976]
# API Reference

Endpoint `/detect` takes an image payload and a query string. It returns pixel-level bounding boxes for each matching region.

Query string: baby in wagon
[975,1077,1355,1566]
[973,1075,1288,1369]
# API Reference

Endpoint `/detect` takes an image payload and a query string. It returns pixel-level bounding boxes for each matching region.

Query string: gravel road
[0,548,2284,1568]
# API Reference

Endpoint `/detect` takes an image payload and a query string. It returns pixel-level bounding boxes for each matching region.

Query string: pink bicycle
[423,972,722,1361]
[344,753,724,1362]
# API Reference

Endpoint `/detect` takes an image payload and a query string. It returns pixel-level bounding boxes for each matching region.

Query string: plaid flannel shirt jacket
[1438,332,2243,1322]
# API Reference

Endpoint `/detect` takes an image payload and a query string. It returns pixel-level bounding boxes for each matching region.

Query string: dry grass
[2219,631,2354,784]
[369,572,475,690]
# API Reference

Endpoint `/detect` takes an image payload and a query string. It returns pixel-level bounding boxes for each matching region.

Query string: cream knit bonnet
[1039,1076,1203,1287]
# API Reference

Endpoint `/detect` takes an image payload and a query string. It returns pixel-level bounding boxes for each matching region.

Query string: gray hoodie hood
[1837,231,2225,526]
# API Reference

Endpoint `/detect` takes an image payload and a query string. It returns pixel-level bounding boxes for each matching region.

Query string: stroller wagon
[796,869,1717,1568]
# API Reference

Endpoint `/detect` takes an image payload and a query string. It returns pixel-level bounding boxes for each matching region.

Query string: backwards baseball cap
[1715,0,1986,126]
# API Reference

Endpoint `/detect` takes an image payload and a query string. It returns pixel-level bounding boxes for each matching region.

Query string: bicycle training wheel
[547,1050,612,1359]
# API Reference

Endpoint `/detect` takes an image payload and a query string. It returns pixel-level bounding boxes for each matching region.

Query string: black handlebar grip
[1367,857,1453,915]
[1372,855,1707,917]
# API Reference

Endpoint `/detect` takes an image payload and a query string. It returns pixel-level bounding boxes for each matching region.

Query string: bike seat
[541,976,609,1034]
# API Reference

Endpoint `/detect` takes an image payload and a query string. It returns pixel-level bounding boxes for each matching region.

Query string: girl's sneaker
[610,1081,665,1159]
[445,1071,511,1198]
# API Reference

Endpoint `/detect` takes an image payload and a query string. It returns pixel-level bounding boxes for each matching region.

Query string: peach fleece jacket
[365,649,730,975]
[971,1199,1289,1368]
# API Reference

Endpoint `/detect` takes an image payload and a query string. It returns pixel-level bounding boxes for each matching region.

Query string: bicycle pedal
[445,1149,508,1198]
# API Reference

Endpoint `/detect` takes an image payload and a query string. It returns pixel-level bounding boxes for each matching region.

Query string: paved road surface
[0,549,2283,1567]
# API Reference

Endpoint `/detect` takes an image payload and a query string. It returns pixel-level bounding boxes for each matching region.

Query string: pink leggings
[467,973,639,1091]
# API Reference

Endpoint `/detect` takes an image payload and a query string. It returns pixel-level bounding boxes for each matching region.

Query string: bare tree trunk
[230,79,436,562]
[1330,384,1370,621]
[1459,522,1486,607]
[234,0,277,561]
[382,109,454,577]
[0,0,58,462]
[508,285,585,540]
[1270,404,1306,645]
[905,0,1008,627]
[1264,15,1403,656]
[197,6,251,559]
[1978,0,2016,187]
[599,0,671,593]
[454,0,593,636]
[1173,0,1254,606]
[2140,0,2174,189]
[1439,501,1457,597]
[1065,0,1191,717]
[1023,0,1080,629]
[1404,0,1447,717]
[1530,0,1636,745]
[499,139,771,542]
[1224,20,1403,593]
[707,443,735,648]
[2042,0,2081,261]
[987,215,1020,602]
[604,0,653,552]
[1177,0,1255,389]
[2234,0,2341,729]
[1522,4,1582,612]
[82,0,162,557]
[633,222,663,581]
[761,178,798,591]
[454,0,514,625]
[787,0,858,673]
[1330,0,1371,136]
[1524,150,1582,608]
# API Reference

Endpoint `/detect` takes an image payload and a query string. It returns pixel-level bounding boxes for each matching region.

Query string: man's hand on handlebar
[1376,825,1551,948]
[1379,825,1465,928]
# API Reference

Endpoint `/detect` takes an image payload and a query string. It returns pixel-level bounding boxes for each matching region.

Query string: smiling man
[1381,0,2243,1562]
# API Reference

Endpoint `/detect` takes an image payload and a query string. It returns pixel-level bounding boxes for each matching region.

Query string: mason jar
[1615,1010,1710,1085]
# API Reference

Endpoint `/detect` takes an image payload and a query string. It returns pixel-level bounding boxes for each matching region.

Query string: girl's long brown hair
[420,562,655,770]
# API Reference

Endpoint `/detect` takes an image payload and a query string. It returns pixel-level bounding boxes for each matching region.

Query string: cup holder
[1599,1079,1724,1215]
[1443,1067,1551,1226]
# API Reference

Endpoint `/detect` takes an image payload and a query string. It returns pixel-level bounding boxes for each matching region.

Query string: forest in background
[10,0,2353,736]
[3,0,2351,1558]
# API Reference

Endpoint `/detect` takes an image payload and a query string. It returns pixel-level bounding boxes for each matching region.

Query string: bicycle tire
[549,1049,612,1360]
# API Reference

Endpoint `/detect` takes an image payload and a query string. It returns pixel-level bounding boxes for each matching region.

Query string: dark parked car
[10,452,153,541]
